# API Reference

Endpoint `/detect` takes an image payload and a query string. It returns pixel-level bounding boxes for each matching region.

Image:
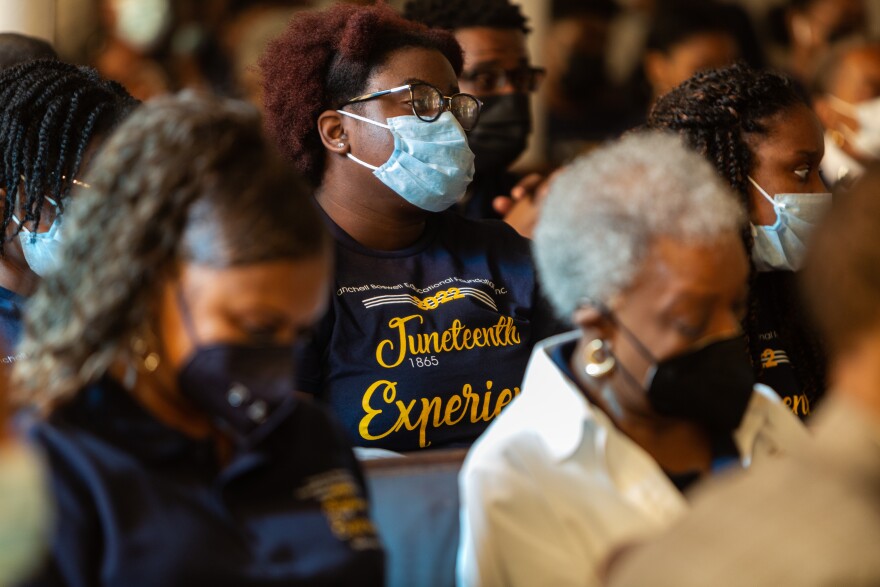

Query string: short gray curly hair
[534,131,745,319]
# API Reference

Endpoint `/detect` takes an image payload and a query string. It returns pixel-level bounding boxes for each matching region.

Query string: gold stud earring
[830,129,845,148]
[584,339,615,378]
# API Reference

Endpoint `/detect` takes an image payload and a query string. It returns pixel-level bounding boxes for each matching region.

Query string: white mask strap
[747,176,784,209]
[346,152,379,171]
[336,109,391,130]
[11,197,61,231]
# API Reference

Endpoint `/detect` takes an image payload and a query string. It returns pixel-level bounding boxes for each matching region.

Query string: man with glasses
[404,0,545,223]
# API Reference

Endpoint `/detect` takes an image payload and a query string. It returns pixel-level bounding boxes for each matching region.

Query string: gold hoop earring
[131,333,160,373]
[584,338,615,378]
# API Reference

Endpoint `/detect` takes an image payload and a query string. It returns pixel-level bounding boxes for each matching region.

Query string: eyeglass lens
[465,67,544,93]
[410,84,480,131]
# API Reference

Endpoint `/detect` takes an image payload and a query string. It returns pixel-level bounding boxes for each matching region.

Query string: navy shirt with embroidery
[752,272,818,419]
[0,285,25,369]
[24,377,385,587]
[297,210,544,452]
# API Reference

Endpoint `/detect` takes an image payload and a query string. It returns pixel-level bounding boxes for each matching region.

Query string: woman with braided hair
[647,62,828,418]
[0,59,136,392]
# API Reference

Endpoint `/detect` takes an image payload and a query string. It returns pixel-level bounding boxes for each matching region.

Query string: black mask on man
[468,93,532,172]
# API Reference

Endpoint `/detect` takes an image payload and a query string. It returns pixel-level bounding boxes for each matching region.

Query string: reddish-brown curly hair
[260,1,464,186]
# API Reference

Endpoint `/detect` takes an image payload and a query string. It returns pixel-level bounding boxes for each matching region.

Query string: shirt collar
[519,330,616,462]
[524,333,805,467]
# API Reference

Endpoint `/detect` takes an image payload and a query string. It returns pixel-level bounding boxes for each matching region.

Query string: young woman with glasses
[260,2,549,453]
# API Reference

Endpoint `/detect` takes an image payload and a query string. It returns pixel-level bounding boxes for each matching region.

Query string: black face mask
[468,93,532,172]
[177,344,297,440]
[613,317,755,442]
[175,289,297,441]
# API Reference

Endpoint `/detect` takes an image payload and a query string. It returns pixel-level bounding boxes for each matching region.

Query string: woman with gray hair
[456,132,807,587]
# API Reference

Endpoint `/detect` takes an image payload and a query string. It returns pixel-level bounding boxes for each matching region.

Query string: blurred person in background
[641,0,742,105]
[617,0,765,128]
[607,162,880,587]
[94,0,174,99]
[0,33,56,69]
[648,63,830,420]
[94,0,243,100]
[0,60,136,395]
[403,0,546,224]
[260,3,545,452]
[218,1,304,107]
[457,132,807,587]
[543,0,628,162]
[812,39,880,188]
[769,0,868,90]
[15,93,384,587]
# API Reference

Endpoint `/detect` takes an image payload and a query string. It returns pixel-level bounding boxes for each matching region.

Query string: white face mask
[828,94,880,159]
[337,110,475,213]
[748,177,831,272]
[110,0,172,52]
[0,442,51,585]
[11,197,63,277]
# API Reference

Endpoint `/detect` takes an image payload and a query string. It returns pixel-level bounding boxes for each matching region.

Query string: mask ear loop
[335,109,390,171]
[336,109,391,129]
[747,176,785,211]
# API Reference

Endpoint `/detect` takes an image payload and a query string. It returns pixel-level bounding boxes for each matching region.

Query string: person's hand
[492,173,543,217]
[492,172,554,239]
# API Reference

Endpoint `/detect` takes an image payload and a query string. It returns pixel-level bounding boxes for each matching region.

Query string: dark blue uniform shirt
[23,377,385,587]
[0,285,26,372]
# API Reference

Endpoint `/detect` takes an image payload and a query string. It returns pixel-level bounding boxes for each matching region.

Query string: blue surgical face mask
[747,177,831,272]
[336,110,475,212]
[12,198,63,277]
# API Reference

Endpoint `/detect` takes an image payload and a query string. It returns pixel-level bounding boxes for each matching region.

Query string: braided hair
[15,93,327,408]
[402,0,529,33]
[0,59,137,254]
[647,62,827,406]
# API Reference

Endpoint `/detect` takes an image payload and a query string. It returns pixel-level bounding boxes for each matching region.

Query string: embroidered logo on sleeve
[295,470,381,551]
[760,348,790,369]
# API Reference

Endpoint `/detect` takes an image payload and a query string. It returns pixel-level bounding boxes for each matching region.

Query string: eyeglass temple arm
[344,85,412,105]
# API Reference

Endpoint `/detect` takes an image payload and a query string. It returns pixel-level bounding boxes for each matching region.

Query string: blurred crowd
[0,0,878,586]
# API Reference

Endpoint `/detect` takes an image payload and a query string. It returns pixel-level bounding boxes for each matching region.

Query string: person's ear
[317,110,348,155]
[571,300,614,340]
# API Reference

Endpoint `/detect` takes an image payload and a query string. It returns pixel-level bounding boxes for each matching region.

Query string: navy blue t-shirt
[25,378,385,587]
[751,272,822,419]
[297,210,542,452]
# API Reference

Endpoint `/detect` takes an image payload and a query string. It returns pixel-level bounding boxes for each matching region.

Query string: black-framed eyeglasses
[460,66,546,94]
[342,82,482,131]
